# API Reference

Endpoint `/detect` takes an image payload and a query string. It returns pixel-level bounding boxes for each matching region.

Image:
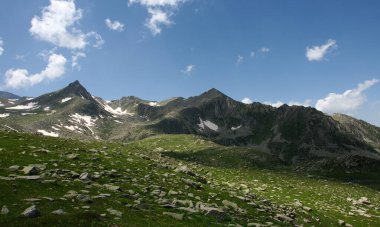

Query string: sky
[0,0,379,126]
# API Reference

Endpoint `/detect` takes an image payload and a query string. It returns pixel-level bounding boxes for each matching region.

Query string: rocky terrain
[0,132,380,226]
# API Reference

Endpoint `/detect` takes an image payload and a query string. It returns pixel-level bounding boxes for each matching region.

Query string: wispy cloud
[71,52,86,70]
[306,39,337,61]
[181,64,195,75]
[0,37,4,56]
[260,47,270,53]
[128,0,184,35]
[146,8,172,35]
[4,54,67,89]
[30,0,103,49]
[105,18,124,32]
[236,55,244,66]
[316,79,378,114]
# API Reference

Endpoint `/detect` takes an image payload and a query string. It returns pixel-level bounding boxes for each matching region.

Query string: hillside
[0,81,379,174]
[0,131,380,226]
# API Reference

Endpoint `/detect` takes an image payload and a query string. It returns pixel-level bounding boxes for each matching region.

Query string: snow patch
[70,113,97,135]
[51,126,60,131]
[37,129,59,137]
[148,102,160,107]
[231,125,242,131]
[6,102,39,110]
[61,97,72,103]
[21,113,37,116]
[0,113,10,118]
[26,97,34,101]
[95,98,134,116]
[198,118,219,132]
[44,106,50,111]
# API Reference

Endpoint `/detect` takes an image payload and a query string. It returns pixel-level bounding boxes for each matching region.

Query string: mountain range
[0,80,379,169]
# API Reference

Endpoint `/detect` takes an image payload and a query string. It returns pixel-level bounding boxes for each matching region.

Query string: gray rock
[51,209,66,215]
[16,175,41,180]
[21,205,40,218]
[222,200,239,211]
[66,154,80,160]
[163,212,184,220]
[8,165,20,172]
[107,208,122,217]
[103,184,121,192]
[76,194,93,203]
[22,166,39,175]
[79,172,92,181]
[1,205,9,215]
[275,214,294,222]
[206,209,230,222]
[338,220,345,226]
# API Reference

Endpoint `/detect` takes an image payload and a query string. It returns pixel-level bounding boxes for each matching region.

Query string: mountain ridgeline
[0,80,379,167]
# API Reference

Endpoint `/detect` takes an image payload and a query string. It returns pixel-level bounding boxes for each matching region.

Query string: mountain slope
[0,91,20,99]
[0,81,379,168]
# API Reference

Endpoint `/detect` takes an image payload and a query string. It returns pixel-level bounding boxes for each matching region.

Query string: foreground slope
[0,131,379,226]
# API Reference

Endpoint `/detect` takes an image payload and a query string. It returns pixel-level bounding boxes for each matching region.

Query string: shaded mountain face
[0,81,379,166]
[0,91,20,99]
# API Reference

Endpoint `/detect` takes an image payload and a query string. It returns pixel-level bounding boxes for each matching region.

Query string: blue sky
[0,0,379,125]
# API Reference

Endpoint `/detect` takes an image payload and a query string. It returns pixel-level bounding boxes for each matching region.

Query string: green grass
[0,132,380,226]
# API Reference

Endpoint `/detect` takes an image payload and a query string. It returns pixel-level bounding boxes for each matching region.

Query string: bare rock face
[22,205,40,218]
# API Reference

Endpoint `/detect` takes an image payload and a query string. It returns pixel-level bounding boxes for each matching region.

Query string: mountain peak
[201,88,227,98]
[60,80,92,99]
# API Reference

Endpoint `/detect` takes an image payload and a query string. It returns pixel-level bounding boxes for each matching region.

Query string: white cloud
[315,79,379,114]
[0,38,4,56]
[263,99,311,108]
[4,54,67,89]
[236,55,244,65]
[71,52,86,70]
[146,8,172,35]
[260,47,270,53]
[105,19,124,32]
[250,51,255,57]
[306,39,336,61]
[181,64,194,75]
[241,98,253,104]
[129,0,184,35]
[129,0,184,7]
[264,101,284,108]
[288,99,312,107]
[29,0,103,49]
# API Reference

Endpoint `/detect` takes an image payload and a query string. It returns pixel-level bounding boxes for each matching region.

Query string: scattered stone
[21,205,40,218]
[206,209,230,222]
[76,194,92,203]
[22,166,39,175]
[275,214,294,222]
[103,184,121,192]
[303,206,312,212]
[107,208,122,217]
[79,172,92,181]
[16,176,41,180]
[51,209,66,215]
[8,165,20,172]
[222,200,238,211]
[66,154,80,160]
[303,218,311,223]
[1,205,9,215]
[181,178,201,189]
[163,212,184,220]
[338,219,345,226]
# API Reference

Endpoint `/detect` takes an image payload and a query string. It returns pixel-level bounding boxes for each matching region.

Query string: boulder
[21,205,40,218]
